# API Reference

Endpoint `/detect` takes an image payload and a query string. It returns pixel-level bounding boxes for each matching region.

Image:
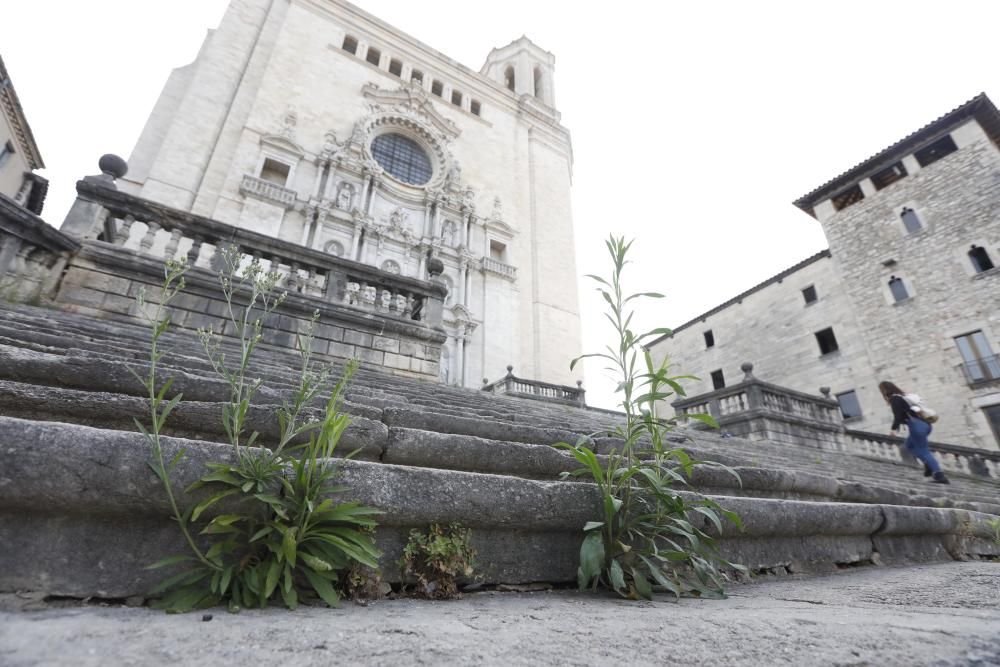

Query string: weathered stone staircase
[1,301,998,599]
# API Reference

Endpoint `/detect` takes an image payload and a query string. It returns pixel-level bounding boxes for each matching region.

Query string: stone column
[457,257,468,305]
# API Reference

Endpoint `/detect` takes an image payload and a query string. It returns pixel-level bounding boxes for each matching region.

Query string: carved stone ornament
[335,181,355,210]
[492,196,503,220]
[381,259,401,275]
[319,130,342,162]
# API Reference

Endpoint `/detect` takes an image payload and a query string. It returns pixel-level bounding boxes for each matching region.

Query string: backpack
[900,393,939,424]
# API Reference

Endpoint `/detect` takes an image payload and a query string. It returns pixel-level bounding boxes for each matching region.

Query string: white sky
[4,1,999,408]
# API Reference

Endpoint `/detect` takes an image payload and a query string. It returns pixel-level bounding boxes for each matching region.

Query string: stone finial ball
[740,362,754,374]
[98,154,128,179]
[820,386,831,397]
[506,365,514,373]
[427,257,444,277]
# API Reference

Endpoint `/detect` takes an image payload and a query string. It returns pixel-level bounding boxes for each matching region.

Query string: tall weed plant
[557,236,745,600]
[135,248,380,612]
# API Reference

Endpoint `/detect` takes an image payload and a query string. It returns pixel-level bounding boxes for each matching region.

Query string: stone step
[1,416,997,599]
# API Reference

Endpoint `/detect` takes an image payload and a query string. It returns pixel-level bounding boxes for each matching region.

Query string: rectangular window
[710,369,725,390]
[0,141,15,170]
[342,35,358,55]
[836,390,863,420]
[954,330,1000,384]
[831,184,864,211]
[470,99,482,116]
[704,330,715,348]
[815,327,839,355]
[365,46,381,67]
[888,276,909,302]
[388,58,403,77]
[914,135,958,167]
[451,90,463,107]
[900,207,923,234]
[410,69,424,85]
[802,285,817,305]
[431,80,444,97]
[259,158,290,186]
[871,161,907,190]
[985,405,1000,446]
[489,240,507,262]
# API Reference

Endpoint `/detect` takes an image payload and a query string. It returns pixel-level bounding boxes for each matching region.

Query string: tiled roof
[793,93,1000,215]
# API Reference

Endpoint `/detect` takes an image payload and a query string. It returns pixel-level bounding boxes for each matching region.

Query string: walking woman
[878,381,949,484]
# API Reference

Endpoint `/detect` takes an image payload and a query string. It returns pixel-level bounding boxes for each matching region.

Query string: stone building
[118,0,582,388]
[650,94,1000,451]
[0,54,47,214]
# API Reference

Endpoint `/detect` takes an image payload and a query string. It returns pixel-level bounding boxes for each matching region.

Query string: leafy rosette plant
[557,236,746,600]
[136,250,382,612]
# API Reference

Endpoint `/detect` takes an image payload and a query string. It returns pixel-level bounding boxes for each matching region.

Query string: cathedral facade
[650,95,1000,451]
[120,0,582,388]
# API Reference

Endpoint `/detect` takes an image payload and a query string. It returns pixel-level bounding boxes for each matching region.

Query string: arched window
[969,245,995,273]
[900,207,923,234]
[504,66,515,92]
[888,275,909,302]
[533,66,543,98]
[371,133,433,186]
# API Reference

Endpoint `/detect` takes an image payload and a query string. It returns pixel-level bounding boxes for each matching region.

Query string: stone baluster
[139,221,161,253]
[286,261,300,292]
[186,236,204,265]
[114,215,136,244]
[164,228,183,260]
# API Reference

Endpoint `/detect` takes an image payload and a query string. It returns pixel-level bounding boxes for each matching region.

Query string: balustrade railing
[69,179,445,327]
[480,256,517,280]
[0,193,79,303]
[957,355,1000,386]
[483,365,585,407]
[239,174,297,208]
[845,429,999,478]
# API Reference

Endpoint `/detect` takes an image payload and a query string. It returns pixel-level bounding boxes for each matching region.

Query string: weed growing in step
[135,250,381,612]
[987,517,1000,545]
[557,236,746,600]
[399,523,476,599]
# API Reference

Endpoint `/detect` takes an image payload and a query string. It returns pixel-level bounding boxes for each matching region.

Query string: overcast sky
[4,1,999,408]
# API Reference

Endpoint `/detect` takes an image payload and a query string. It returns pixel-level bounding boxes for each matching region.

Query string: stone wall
[55,241,444,379]
[816,119,1000,450]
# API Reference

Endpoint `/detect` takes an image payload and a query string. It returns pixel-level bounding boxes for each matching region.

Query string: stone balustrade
[238,174,297,208]
[483,365,585,407]
[480,256,517,280]
[672,362,844,450]
[69,178,445,327]
[0,193,79,303]
[845,429,999,478]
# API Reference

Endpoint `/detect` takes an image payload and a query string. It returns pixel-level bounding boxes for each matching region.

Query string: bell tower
[481,36,556,109]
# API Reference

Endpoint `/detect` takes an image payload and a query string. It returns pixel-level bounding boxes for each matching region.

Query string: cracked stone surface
[1,562,997,666]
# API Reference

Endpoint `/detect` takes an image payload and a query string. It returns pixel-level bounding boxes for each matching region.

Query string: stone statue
[281,108,297,139]
[463,188,475,207]
[361,285,378,307]
[388,207,409,232]
[379,289,393,310]
[492,196,503,220]
[349,121,366,147]
[336,182,354,210]
[442,220,457,247]
[344,281,360,305]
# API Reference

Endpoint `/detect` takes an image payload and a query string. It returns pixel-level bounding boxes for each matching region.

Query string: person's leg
[905,419,942,474]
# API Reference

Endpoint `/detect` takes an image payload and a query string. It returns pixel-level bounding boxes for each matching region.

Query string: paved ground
[1,561,998,666]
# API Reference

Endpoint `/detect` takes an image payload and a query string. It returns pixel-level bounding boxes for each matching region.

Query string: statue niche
[335,181,355,211]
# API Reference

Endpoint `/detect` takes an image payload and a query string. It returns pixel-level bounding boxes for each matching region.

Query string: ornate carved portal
[298,83,519,386]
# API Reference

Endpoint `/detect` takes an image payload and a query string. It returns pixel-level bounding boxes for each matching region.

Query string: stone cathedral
[119,0,583,388]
